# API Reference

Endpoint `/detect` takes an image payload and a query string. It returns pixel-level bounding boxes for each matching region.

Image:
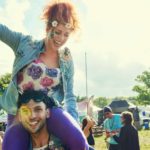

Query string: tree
[93,97,109,108]
[76,95,87,102]
[0,73,11,95]
[132,70,150,105]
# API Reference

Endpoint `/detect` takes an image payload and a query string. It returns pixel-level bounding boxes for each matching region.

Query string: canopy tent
[109,100,136,113]
[108,100,142,130]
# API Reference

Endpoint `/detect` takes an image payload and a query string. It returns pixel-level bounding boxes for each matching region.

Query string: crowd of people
[0,0,141,150]
[103,106,140,150]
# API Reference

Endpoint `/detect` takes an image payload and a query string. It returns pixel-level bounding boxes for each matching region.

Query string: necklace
[32,135,50,150]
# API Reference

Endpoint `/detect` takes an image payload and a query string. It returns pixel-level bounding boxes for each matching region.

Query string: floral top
[32,141,64,150]
[17,58,61,97]
[0,24,78,120]
[31,135,64,150]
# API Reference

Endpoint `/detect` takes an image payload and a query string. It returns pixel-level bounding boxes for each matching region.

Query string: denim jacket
[0,24,78,120]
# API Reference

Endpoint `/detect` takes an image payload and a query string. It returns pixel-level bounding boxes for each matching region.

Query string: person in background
[132,107,141,130]
[82,116,95,148]
[103,106,122,150]
[112,111,140,150]
[0,0,88,149]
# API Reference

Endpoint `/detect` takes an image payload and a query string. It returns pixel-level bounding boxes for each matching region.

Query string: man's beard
[24,119,46,134]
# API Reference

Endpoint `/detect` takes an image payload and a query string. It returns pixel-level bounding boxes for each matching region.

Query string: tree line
[1,69,150,107]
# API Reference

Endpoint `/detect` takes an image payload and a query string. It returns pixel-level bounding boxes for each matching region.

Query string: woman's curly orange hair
[42,0,79,32]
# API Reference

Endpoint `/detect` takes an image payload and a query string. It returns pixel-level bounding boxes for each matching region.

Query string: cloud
[70,0,150,97]
[0,0,150,97]
[0,0,30,32]
[0,0,30,75]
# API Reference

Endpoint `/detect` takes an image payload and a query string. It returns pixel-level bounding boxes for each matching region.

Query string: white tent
[77,97,102,123]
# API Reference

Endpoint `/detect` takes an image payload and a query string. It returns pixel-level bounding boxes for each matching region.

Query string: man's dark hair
[18,90,57,108]
[103,106,112,114]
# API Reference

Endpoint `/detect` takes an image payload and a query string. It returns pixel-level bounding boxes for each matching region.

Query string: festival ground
[95,130,150,150]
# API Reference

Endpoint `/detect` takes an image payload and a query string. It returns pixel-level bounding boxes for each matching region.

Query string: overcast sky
[0,0,150,98]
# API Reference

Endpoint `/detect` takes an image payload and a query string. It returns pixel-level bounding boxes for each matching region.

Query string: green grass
[94,130,150,150]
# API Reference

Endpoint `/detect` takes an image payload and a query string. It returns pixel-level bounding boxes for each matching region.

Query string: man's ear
[46,109,50,118]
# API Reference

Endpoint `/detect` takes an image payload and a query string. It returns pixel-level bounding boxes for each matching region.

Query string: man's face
[19,99,50,134]
[104,112,112,119]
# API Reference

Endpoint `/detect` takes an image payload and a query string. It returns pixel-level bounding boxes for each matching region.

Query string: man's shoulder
[103,118,109,126]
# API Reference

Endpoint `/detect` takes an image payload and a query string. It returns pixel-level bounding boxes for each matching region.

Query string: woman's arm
[61,48,78,121]
[83,119,93,138]
[64,61,78,121]
[83,126,90,138]
[0,24,22,53]
[113,127,126,144]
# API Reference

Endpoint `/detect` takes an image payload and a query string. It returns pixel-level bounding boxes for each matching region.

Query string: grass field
[94,130,150,150]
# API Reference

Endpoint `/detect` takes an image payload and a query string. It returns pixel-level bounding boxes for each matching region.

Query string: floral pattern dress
[17,58,61,97]
[31,135,64,150]
[32,138,64,150]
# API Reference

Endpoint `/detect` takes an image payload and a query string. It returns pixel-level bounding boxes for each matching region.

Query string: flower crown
[50,20,72,29]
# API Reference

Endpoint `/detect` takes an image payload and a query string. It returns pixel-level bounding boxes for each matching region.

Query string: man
[18,90,64,150]
[3,90,94,150]
[103,106,122,150]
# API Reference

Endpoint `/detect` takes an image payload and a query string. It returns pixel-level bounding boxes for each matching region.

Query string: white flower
[51,20,58,27]
[65,23,72,29]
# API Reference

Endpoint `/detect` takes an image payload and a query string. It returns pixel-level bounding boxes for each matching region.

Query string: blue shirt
[104,114,122,144]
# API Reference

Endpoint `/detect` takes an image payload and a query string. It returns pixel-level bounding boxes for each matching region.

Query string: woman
[82,116,95,148]
[0,0,88,149]
[112,111,140,150]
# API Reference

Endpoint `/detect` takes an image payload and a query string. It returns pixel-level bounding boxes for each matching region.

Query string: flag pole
[85,52,89,115]
[85,52,88,98]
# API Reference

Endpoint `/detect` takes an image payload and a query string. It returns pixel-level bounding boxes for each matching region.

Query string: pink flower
[40,77,53,87]
[33,59,42,64]
[22,82,34,91]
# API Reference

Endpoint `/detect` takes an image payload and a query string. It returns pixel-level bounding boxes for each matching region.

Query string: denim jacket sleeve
[64,60,78,121]
[0,24,22,54]
[59,48,79,121]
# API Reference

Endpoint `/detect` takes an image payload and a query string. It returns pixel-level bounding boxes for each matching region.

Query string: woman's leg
[47,107,89,150]
[3,123,30,150]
